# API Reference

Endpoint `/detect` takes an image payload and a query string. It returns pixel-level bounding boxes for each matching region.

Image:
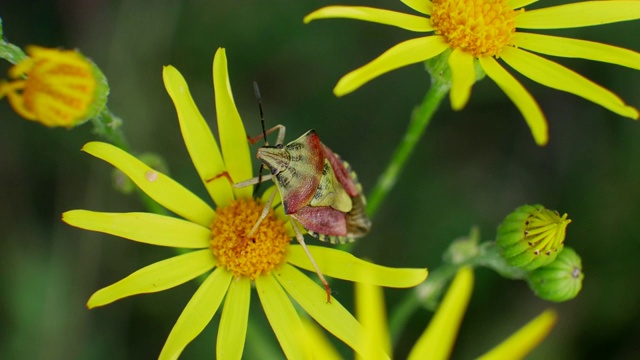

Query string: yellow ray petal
[87,249,215,308]
[212,48,254,200]
[217,276,251,360]
[162,65,235,208]
[508,0,538,10]
[355,282,392,360]
[300,316,343,360]
[478,309,557,360]
[401,0,432,15]
[517,1,640,29]
[287,245,427,288]
[255,273,311,359]
[62,210,210,248]
[159,267,232,360]
[274,263,390,360]
[304,6,433,32]
[500,46,639,119]
[478,56,548,145]
[334,36,449,96]
[513,32,640,70]
[448,48,476,110]
[408,267,474,360]
[82,141,216,227]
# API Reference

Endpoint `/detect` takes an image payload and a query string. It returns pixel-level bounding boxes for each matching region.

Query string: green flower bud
[526,247,584,302]
[497,204,571,271]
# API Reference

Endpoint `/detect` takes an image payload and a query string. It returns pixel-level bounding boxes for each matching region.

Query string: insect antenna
[252,81,268,197]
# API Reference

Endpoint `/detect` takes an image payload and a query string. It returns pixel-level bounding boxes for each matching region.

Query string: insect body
[215,83,370,302]
[257,128,371,244]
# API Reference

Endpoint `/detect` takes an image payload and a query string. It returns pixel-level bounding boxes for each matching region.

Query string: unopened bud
[497,204,571,271]
[526,247,583,302]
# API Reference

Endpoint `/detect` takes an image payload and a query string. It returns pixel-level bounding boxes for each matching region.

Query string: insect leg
[206,171,273,187]
[247,124,286,145]
[246,188,277,239]
[290,220,332,303]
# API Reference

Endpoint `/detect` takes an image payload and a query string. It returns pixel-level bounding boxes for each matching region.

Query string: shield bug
[214,83,371,301]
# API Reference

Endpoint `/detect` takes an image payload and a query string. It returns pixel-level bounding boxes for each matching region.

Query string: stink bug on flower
[212,83,371,301]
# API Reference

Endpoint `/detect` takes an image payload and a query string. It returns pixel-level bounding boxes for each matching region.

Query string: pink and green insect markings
[219,123,371,302]
[257,128,371,244]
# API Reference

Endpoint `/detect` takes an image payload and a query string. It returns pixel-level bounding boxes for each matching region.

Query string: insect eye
[271,168,278,175]
[276,144,284,149]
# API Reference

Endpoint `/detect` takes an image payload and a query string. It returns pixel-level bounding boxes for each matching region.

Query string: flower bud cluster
[497,204,583,302]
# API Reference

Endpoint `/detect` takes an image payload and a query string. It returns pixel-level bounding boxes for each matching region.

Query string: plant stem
[365,78,448,218]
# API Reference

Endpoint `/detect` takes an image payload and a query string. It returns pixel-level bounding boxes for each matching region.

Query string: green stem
[366,78,448,218]
[91,109,130,151]
[388,240,528,345]
[389,263,458,345]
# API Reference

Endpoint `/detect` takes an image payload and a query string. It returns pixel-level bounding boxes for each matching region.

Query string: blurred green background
[1,0,639,359]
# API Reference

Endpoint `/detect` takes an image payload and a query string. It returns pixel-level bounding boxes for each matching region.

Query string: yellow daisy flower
[62,48,427,359]
[347,267,557,359]
[305,0,640,145]
[0,46,104,127]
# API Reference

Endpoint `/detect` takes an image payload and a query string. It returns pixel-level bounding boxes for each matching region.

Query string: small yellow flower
[0,46,103,127]
[305,0,640,145]
[345,267,557,359]
[63,48,427,359]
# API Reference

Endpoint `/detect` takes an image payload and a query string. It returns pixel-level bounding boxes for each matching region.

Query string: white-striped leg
[290,219,331,303]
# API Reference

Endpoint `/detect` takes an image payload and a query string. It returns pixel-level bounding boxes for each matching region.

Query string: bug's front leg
[206,171,273,188]
[247,124,287,146]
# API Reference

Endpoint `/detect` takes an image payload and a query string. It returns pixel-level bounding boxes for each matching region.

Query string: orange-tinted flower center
[430,0,519,57]
[210,198,291,279]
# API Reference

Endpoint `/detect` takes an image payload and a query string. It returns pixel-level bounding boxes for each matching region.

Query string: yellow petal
[408,267,474,360]
[304,6,432,32]
[62,210,210,248]
[355,282,392,360]
[477,309,557,360]
[87,249,215,308]
[162,65,235,208]
[500,46,639,119]
[217,276,251,360]
[334,36,449,96]
[287,245,428,288]
[448,49,476,110]
[508,0,538,10]
[513,32,640,70]
[517,1,640,29]
[300,316,343,360]
[274,263,390,360]
[213,48,254,200]
[401,0,432,15]
[159,267,232,360]
[255,273,311,359]
[478,56,548,145]
[82,141,216,227]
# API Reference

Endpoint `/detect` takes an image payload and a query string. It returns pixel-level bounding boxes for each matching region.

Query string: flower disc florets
[210,198,291,279]
[430,0,519,57]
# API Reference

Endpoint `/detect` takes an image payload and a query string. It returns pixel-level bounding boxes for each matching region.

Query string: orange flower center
[210,198,291,279]
[430,0,519,57]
